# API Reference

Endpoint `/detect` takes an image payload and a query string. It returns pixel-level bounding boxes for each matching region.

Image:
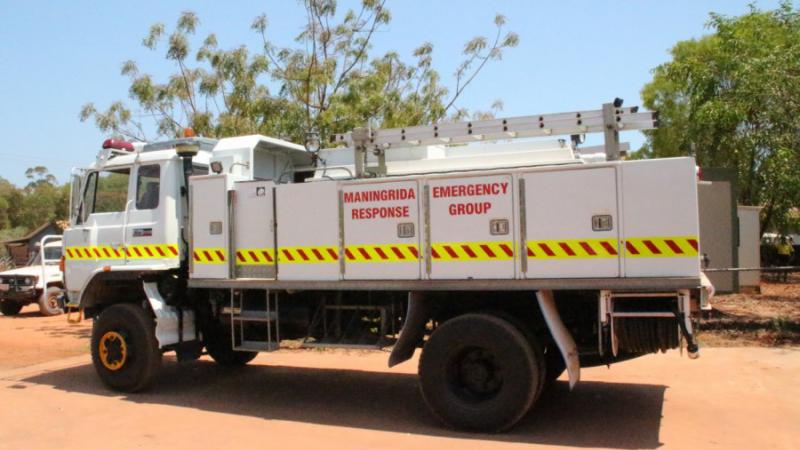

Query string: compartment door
[427,175,515,279]
[522,167,620,278]
[342,181,420,280]
[234,180,276,279]
[189,175,230,279]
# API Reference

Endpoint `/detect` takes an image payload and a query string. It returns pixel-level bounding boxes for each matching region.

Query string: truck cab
[63,138,214,306]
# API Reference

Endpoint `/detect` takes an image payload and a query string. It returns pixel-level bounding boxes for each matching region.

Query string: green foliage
[639,2,800,233]
[80,1,518,144]
[0,169,69,234]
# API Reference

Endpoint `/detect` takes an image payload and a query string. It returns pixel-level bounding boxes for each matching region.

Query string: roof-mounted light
[102,139,134,152]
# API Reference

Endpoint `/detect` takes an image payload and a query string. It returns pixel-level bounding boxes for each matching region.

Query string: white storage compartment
[275,181,340,281]
[233,180,276,279]
[342,180,421,280]
[522,166,620,278]
[621,158,701,277]
[426,174,516,279]
[189,175,230,279]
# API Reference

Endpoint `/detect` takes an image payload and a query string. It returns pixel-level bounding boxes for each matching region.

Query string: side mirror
[69,171,84,225]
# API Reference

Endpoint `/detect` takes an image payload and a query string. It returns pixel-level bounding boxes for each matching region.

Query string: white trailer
[63,100,712,432]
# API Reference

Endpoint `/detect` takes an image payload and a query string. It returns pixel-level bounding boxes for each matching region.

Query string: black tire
[418,313,542,432]
[38,286,64,316]
[490,311,547,404]
[0,300,23,316]
[91,303,162,392]
[204,323,258,366]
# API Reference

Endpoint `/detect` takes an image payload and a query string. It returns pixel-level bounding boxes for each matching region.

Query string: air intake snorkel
[175,134,200,279]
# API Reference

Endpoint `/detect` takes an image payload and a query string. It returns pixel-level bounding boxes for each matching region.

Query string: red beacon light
[102,139,135,152]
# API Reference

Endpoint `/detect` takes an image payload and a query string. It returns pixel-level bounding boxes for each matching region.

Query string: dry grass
[699,274,800,347]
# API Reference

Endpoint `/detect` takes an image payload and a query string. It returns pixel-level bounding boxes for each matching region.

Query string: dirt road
[0,305,798,450]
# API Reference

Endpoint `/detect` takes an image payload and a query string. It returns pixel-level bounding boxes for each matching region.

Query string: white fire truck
[63,99,711,432]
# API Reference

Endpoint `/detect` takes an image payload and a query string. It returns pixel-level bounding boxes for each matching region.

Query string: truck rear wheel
[418,313,541,432]
[38,287,63,316]
[91,303,162,392]
[0,300,23,316]
[204,323,258,366]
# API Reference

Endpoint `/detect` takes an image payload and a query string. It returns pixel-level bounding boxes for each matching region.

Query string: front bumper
[0,284,39,303]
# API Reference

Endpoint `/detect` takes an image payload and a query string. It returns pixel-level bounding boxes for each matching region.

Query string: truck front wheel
[418,313,542,432]
[0,300,23,316]
[91,303,162,392]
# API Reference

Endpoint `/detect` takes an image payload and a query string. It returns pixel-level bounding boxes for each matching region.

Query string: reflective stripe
[527,238,618,259]
[278,246,338,264]
[235,248,276,266]
[65,244,179,260]
[193,248,227,264]
[345,244,419,263]
[624,236,699,258]
[431,241,514,261]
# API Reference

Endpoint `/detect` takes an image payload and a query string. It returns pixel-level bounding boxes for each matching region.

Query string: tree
[19,166,69,232]
[0,176,24,230]
[25,166,58,188]
[638,2,800,233]
[80,1,519,145]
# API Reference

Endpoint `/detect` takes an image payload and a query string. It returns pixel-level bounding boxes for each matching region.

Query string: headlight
[0,277,4,284]
[23,277,33,285]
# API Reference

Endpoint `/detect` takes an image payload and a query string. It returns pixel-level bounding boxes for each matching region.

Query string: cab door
[124,160,180,268]
[64,167,132,299]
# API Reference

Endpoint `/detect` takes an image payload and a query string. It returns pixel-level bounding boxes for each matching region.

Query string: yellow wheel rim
[99,331,127,371]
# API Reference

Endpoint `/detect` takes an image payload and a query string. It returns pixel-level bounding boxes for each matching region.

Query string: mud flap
[536,289,580,389]
[142,281,196,348]
[388,292,429,367]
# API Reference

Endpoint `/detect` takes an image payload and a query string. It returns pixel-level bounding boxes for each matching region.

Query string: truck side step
[224,307,278,323]
[230,289,280,352]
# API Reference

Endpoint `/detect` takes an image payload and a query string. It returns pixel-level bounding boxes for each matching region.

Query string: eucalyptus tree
[81,1,519,146]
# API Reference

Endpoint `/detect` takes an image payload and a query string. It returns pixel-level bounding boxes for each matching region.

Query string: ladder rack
[331,98,658,177]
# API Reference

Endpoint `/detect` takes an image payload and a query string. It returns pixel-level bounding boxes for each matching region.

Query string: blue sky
[0,0,784,186]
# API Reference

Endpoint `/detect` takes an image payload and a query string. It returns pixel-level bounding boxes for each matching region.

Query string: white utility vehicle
[0,236,64,316]
[63,99,712,432]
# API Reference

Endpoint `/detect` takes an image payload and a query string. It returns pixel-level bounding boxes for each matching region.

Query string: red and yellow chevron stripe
[431,241,514,261]
[345,244,419,263]
[65,244,179,261]
[235,248,275,266]
[65,236,700,266]
[623,236,699,258]
[127,244,179,259]
[193,248,227,264]
[278,246,339,264]
[526,238,619,259]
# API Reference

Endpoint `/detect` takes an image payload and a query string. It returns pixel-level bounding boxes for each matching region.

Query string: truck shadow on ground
[22,359,666,449]
[32,324,91,339]
[4,310,46,319]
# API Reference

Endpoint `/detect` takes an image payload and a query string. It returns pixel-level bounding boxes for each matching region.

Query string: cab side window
[92,168,131,213]
[136,165,160,210]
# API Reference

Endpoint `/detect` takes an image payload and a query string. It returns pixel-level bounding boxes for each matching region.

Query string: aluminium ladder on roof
[331,99,659,178]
